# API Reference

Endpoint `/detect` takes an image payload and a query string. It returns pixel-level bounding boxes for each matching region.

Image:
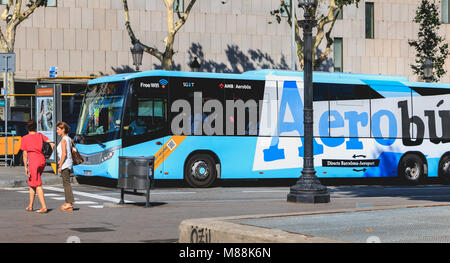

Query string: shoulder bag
[40,133,53,159]
[71,139,84,165]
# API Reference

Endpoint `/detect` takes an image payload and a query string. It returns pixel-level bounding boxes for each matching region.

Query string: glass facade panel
[365,2,374,39]
[280,0,292,17]
[333,38,343,72]
[174,0,184,13]
[46,0,57,7]
[443,0,449,23]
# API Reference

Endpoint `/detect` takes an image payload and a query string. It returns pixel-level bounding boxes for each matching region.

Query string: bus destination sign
[322,159,380,167]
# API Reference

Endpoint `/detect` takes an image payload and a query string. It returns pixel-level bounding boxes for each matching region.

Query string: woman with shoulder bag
[20,120,54,214]
[56,122,75,212]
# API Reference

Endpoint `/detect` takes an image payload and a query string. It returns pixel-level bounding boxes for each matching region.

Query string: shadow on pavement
[76,175,446,188]
[132,202,167,208]
[76,176,190,189]
[75,175,450,203]
[75,176,118,188]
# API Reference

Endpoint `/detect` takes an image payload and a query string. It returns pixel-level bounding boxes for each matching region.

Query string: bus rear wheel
[439,155,450,184]
[398,154,425,184]
[184,154,217,188]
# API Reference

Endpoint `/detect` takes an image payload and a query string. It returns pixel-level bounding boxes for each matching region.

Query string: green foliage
[409,0,449,82]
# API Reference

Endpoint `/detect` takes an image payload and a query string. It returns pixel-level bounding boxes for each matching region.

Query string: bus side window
[148,99,167,133]
[328,84,355,100]
[325,83,383,100]
[410,86,450,96]
[313,83,329,101]
[123,95,168,137]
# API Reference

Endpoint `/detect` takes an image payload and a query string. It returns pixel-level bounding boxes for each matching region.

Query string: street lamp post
[131,41,144,72]
[287,0,330,203]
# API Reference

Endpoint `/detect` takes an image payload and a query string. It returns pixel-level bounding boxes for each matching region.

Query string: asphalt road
[1,179,450,243]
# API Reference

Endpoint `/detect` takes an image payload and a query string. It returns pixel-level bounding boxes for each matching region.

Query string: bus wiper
[95,139,106,148]
[76,134,106,148]
[74,134,84,143]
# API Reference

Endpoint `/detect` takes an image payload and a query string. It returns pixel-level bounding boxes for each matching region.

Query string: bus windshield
[76,81,127,144]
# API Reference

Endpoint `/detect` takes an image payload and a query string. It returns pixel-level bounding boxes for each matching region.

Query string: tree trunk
[276,0,353,71]
[3,72,15,107]
[162,34,175,70]
[0,0,46,118]
[123,0,196,71]
[162,55,173,70]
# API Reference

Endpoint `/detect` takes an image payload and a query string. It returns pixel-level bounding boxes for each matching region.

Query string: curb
[179,218,343,243]
[178,202,450,243]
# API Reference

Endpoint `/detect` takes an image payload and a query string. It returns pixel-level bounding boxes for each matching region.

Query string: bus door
[121,78,169,175]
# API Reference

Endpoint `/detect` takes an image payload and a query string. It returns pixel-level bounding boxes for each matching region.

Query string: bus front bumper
[73,159,118,179]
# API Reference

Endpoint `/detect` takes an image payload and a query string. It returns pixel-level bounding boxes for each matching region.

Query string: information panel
[36,85,56,162]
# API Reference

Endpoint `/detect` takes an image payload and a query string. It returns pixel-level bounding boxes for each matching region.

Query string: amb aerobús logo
[219,83,252,90]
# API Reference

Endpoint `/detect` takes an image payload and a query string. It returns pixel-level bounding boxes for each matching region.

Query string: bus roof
[88,69,450,89]
[88,70,268,85]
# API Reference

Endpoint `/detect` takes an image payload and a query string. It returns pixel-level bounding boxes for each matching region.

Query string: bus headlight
[79,146,121,165]
[101,150,115,162]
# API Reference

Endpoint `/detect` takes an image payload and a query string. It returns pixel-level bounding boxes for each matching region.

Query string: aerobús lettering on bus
[317,99,448,148]
[264,98,450,162]
[170,92,450,158]
[398,100,450,146]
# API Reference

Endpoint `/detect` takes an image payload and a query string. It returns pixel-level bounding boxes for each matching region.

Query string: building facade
[3,0,450,88]
[333,0,450,83]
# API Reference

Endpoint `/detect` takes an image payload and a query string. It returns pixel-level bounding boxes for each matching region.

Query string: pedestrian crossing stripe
[45,186,131,203]
[89,205,104,209]
[51,197,77,201]
[75,201,97,205]
[11,186,135,209]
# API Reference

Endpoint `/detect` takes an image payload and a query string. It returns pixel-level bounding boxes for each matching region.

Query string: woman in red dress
[20,120,54,213]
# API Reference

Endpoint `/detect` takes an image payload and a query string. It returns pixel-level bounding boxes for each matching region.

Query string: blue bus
[73,70,450,187]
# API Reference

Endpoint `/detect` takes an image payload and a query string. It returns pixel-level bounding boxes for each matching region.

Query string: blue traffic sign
[49,66,58,78]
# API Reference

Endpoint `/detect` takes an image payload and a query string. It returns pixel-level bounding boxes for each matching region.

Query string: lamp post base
[287,172,330,203]
[287,189,330,203]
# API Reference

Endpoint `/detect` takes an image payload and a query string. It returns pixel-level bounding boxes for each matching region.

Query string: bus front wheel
[439,155,450,184]
[184,154,217,188]
[398,154,425,184]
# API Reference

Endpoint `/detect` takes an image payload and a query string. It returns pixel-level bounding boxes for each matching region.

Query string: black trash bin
[118,156,155,207]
